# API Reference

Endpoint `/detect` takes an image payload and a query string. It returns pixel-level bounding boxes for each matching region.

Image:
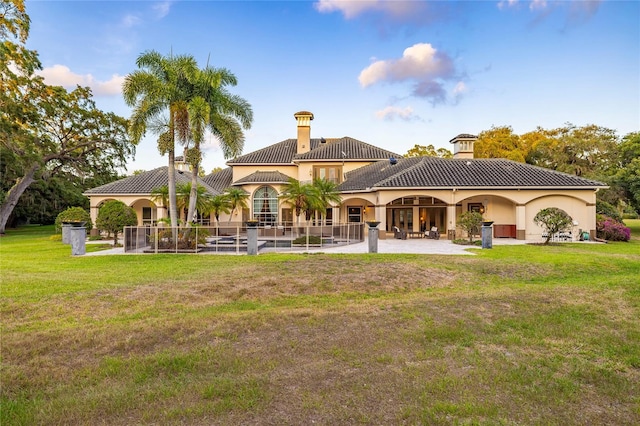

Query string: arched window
[253,186,278,225]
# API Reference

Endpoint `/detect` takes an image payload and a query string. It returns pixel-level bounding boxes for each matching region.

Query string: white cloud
[453,81,467,95]
[529,0,548,11]
[152,1,172,19]
[359,43,454,87]
[497,0,602,20]
[375,106,418,121]
[37,65,124,96]
[121,14,141,28]
[314,0,430,20]
[497,0,520,10]
[358,43,459,104]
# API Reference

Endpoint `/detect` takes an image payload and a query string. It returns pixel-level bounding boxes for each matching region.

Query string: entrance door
[391,208,413,231]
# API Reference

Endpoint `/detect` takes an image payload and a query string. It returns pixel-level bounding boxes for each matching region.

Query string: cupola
[449,134,478,159]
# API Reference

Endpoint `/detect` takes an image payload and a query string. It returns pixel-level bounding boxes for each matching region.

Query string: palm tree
[123,50,198,228]
[279,178,321,227]
[208,194,231,226]
[312,178,342,225]
[225,187,249,223]
[178,66,253,226]
[175,182,212,223]
[150,185,169,222]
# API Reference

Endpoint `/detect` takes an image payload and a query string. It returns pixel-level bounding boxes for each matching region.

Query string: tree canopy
[405,144,452,158]
[0,1,135,233]
[123,50,252,228]
[96,200,138,245]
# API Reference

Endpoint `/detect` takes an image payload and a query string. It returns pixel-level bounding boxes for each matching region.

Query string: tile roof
[233,171,293,185]
[202,167,233,193]
[449,133,477,142]
[294,137,401,161]
[339,157,607,191]
[83,167,220,195]
[227,137,401,164]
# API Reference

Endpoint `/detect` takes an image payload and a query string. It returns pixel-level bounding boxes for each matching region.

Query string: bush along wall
[596,214,631,242]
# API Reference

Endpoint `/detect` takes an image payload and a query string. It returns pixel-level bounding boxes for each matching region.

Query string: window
[253,186,278,225]
[347,206,361,223]
[142,207,153,225]
[313,166,342,183]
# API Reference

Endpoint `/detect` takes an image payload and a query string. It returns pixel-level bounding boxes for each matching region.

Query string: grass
[1,221,639,425]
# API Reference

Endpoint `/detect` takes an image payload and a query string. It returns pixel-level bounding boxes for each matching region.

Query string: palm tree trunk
[186,161,199,225]
[167,148,178,228]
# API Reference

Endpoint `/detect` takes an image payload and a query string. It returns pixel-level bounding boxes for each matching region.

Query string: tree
[224,187,249,223]
[177,182,213,223]
[96,200,138,245]
[123,50,253,229]
[123,51,195,228]
[1,85,133,233]
[533,207,573,245]
[405,144,452,158]
[55,206,92,232]
[312,178,342,225]
[279,178,321,226]
[527,124,618,178]
[0,1,135,233]
[614,132,640,214]
[457,211,483,243]
[475,126,528,162]
[181,66,253,226]
[207,194,230,225]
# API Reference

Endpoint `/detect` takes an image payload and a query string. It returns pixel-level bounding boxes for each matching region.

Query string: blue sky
[25,0,639,174]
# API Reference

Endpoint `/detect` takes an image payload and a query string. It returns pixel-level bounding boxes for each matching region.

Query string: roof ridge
[372,157,424,187]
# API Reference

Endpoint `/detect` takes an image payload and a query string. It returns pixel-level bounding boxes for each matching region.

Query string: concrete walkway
[299,236,531,255]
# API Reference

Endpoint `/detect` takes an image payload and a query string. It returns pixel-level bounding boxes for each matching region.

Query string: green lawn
[1,222,639,425]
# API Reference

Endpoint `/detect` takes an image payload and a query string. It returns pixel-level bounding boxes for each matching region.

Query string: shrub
[452,238,482,246]
[596,215,630,242]
[534,207,573,245]
[293,235,323,245]
[96,200,138,245]
[55,207,92,232]
[457,211,483,243]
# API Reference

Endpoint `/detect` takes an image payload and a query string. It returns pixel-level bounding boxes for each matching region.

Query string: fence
[123,222,364,254]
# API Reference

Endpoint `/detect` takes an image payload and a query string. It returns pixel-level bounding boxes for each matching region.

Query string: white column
[375,205,386,230]
[516,204,526,240]
[447,204,457,239]
[586,203,596,239]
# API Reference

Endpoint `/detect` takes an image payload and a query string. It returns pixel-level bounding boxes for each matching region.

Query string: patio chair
[426,226,440,240]
[393,226,407,240]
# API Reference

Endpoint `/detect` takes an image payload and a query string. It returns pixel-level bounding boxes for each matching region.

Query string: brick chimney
[449,134,478,159]
[294,111,314,154]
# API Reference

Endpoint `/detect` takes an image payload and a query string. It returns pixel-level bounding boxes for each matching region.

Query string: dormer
[449,134,478,159]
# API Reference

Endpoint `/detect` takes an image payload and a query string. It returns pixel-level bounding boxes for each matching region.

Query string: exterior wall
[525,195,595,240]
[355,187,597,241]
[88,195,163,228]
[296,161,377,183]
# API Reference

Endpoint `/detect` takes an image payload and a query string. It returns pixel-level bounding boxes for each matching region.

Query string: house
[84,111,606,240]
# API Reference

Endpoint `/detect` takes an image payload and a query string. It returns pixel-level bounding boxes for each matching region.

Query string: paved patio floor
[85,237,533,256]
